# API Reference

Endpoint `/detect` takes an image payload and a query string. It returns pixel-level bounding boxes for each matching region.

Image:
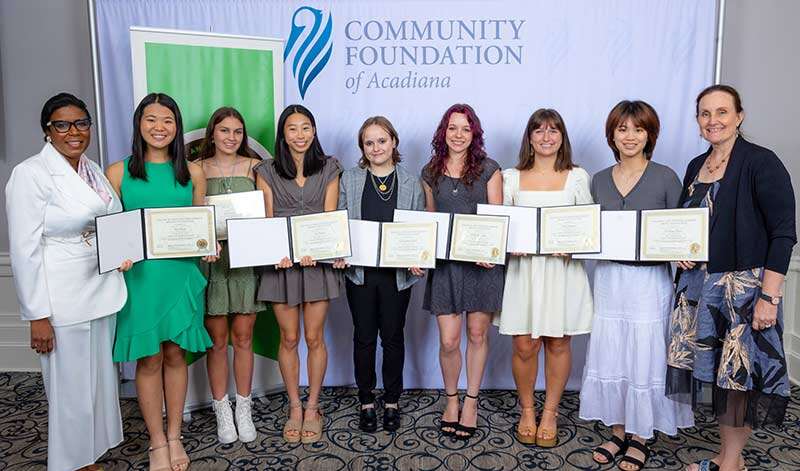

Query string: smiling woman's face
[139,103,177,151]
[46,105,91,160]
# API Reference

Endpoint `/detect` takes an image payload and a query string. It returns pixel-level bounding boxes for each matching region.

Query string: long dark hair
[195,107,258,161]
[424,103,487,187]
[129,93,190,185]
[516,108,574,172]
[273,104,327,179]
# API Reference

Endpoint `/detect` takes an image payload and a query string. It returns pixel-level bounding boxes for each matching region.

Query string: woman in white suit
[5,93,130,471]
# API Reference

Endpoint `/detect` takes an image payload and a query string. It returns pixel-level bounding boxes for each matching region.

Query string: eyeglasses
[47,118,92,133]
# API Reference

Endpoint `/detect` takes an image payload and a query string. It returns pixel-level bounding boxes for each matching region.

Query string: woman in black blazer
[666,84,795,471]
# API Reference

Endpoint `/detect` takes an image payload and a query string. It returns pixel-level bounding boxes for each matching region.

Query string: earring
[46,136,52,142]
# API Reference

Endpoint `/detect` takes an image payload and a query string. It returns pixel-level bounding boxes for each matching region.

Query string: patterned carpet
[1,373,799,470]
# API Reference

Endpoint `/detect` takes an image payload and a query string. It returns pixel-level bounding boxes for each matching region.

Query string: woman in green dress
[107,93,214,471]
[194,107,265,444]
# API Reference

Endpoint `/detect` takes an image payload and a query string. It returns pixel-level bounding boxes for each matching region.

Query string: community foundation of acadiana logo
[285,6,333,99]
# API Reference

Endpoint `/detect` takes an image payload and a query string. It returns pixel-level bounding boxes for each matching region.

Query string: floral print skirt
[666,265,790,428]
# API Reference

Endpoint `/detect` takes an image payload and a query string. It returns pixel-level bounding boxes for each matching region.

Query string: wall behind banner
[93,0,716,390]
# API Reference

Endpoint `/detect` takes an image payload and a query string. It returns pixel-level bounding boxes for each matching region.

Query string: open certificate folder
[344,220,437,268]
[95,205,217,274]
[476,203,601,255]
[225,210,352,268]
[574,207,709,262]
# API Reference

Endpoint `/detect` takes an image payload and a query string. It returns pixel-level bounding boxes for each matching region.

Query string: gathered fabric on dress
[203,177,266,315]
[666,179,790,428]
[253,158,344,306]
[113,159,212,362]
[494,167,593,336]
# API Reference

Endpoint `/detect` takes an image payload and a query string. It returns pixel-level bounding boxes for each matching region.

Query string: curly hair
[424,103,487,187]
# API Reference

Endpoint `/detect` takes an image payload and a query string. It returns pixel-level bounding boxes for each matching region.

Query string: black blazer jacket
[679,136,796,275]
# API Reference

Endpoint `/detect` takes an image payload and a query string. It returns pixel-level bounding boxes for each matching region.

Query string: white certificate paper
[640,207,709,261]
[539,204,601,254]
[144,206,217,259]
[205,190,266,240]
[573,211,638,261]
[290,210,351,262]
[380,221,437,269]
[448,213,509,265]
[393,209,451,259]
[346,219,381,267]
[96,209,145,274]
[477,203,538,254]
[227,217,291,268]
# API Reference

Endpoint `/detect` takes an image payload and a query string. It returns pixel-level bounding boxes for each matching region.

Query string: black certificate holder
[95,205,218,274]
[536,202,602,255]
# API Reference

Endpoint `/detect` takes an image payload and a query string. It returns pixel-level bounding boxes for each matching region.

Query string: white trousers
[40,315,123,471]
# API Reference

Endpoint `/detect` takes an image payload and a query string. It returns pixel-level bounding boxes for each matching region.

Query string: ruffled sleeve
[502,168,517,206]
[572,167,594,204]
[322,157,343,186]
[482,158,501,182]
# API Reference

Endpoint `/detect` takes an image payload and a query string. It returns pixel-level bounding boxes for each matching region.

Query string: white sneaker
[212,395,238,444]
[235,394,257,443]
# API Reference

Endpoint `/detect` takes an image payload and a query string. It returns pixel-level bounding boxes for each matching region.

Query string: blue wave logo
[284,6,333,99]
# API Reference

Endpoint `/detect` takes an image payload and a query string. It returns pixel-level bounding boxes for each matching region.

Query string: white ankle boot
[235,394,257,443]
[212,395,238,444]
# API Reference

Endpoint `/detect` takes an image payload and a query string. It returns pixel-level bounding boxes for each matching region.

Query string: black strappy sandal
[618,438,650,471]
[455,393,479,441]
[440,391,459,437]
[592,434,628,464]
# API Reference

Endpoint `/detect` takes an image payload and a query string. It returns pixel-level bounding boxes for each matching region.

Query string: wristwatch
[758,292,782,305]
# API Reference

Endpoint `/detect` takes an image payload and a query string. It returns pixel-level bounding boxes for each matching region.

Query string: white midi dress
[494,167,594,337]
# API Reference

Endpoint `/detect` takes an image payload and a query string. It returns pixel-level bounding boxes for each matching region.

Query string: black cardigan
[679,136,796,274]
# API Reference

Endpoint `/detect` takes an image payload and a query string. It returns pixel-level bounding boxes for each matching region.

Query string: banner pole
[87,0,106,168]
[714,0,726,84]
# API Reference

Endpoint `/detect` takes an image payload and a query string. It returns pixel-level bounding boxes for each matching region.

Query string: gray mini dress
[254,157,344,307]
[422,158,505,315]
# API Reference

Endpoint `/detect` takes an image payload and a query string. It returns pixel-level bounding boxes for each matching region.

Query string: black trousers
[345,268,411,405]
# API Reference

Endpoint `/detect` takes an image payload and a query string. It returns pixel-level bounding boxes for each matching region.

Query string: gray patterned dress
[421,158,505,315]
[666,178,790,428]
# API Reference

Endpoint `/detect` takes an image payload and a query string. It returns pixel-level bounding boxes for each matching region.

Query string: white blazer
[5,143,127,327]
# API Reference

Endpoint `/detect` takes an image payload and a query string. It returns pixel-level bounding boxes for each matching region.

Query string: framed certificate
[226,217,291,268]
[205,190,266,240]
[476,203,538,254]
[289,209,352,262]
[539,204,601,254]
[448,213,509,265]
[95,205,217,273]
[573,210,638,261]
[640,207,709,261]
[393,209,451,259]
[379,222,437,268]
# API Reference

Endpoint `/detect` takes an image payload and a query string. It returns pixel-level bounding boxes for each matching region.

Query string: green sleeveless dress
[204,177,266,315]
[113,159,213,362]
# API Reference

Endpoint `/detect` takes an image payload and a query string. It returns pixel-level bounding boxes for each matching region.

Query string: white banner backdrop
[95,0,717,391]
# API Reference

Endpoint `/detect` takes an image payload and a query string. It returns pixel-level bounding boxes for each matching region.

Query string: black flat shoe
[618,439,650,471]
[592,434,628,464]
[383,406,400,432]
[359,406,377,433]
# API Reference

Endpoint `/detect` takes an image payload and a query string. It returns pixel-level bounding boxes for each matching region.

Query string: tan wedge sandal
[283,401,303,443]
[536,407,559,447]
[301,403,324,444]
[515,406,537,445]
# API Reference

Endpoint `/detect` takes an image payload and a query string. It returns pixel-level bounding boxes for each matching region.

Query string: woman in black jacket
[666,84,795,471]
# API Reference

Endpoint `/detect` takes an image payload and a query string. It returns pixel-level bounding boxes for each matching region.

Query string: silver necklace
[211,157,239,193]
[370,170,396,202]
[444,168,461,194]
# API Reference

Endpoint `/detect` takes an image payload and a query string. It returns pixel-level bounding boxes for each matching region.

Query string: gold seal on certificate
[205,190,266,240]
[539,204,601,254]
[144,206,217,259]
[379,222,437,269]
[448,213,509,265]
[290,210,352,262]
[639,207,709,261]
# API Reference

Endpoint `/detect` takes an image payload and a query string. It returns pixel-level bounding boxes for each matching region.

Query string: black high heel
[440,391,459,437]
[455,393,478,441]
